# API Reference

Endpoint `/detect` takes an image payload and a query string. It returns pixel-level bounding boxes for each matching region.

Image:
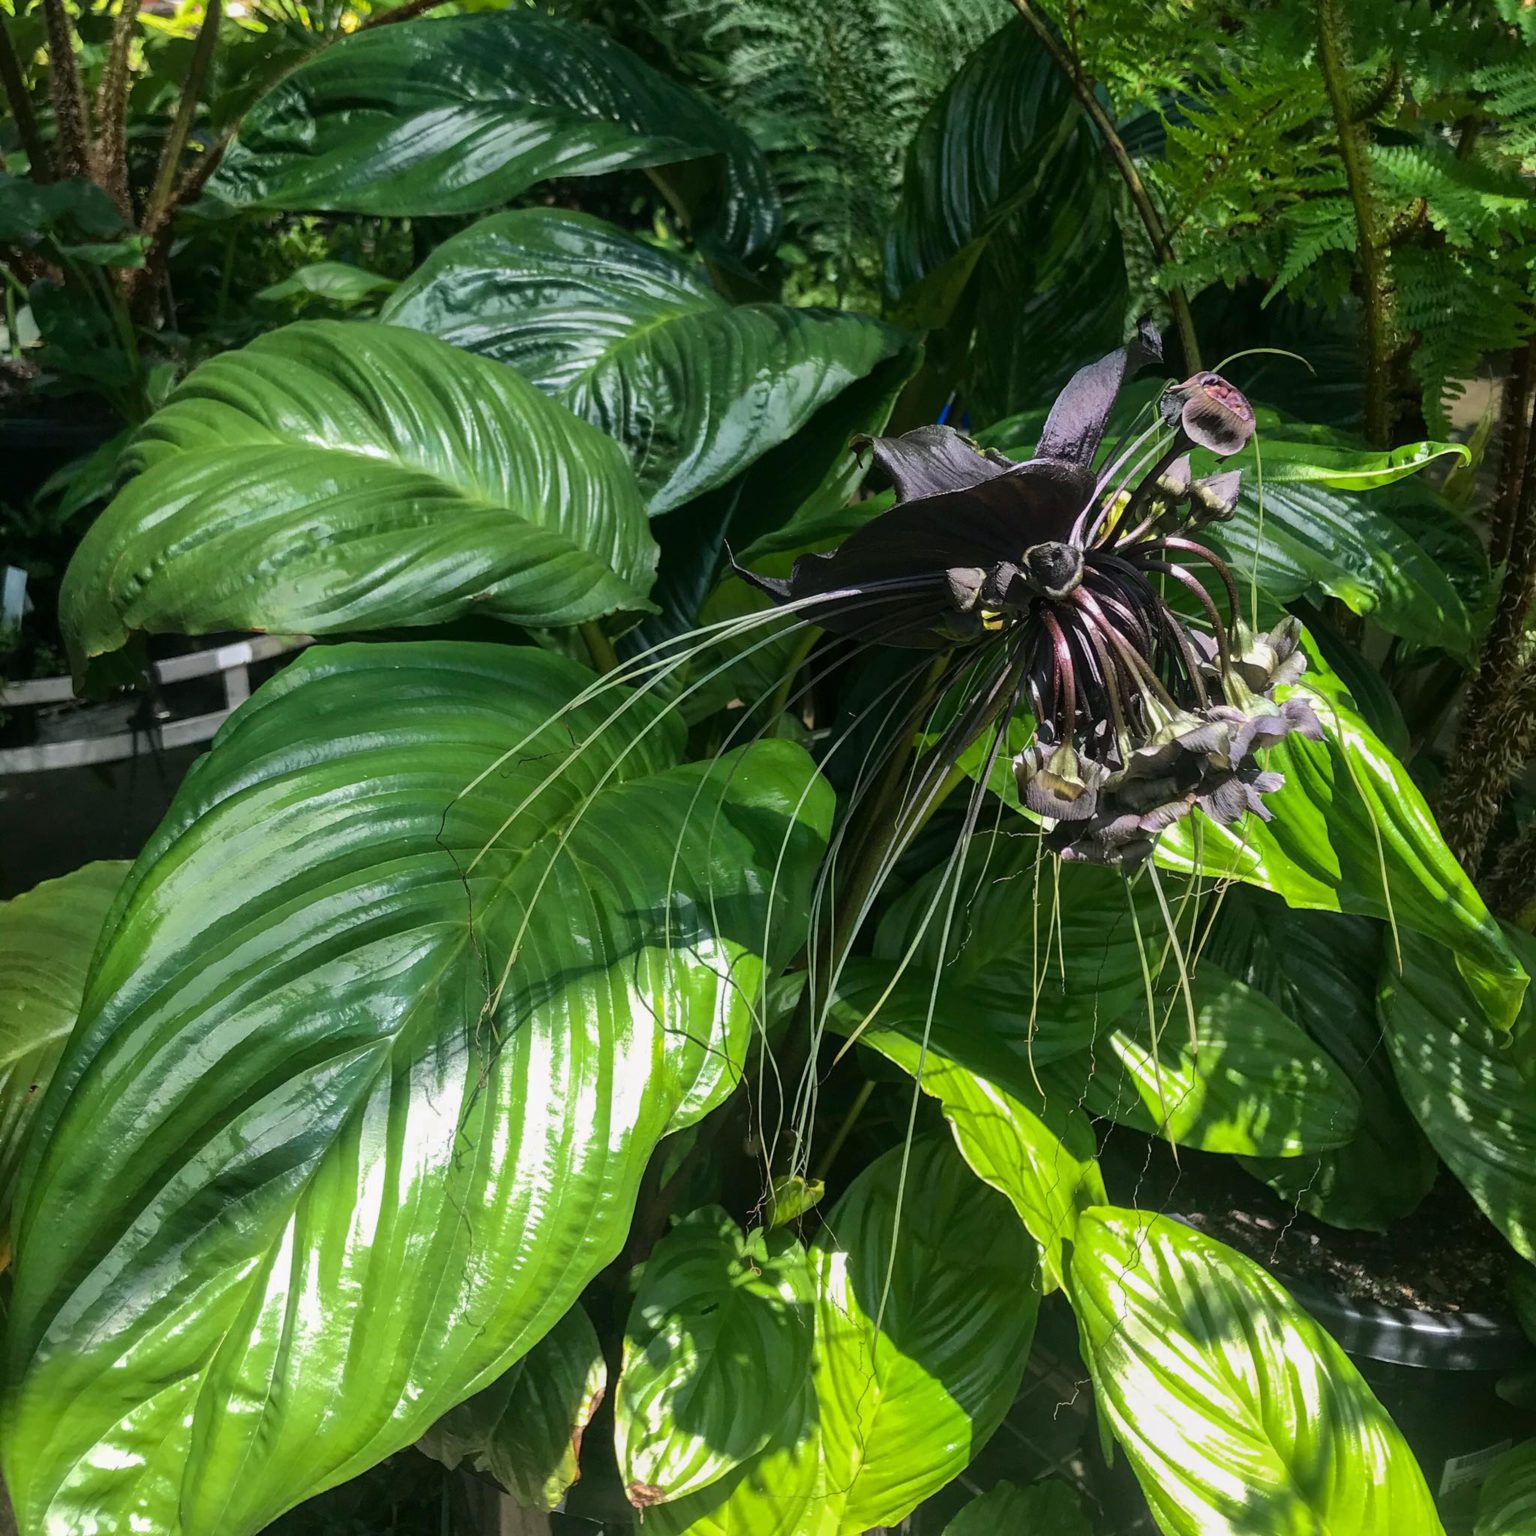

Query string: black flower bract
[738,325,1321,869]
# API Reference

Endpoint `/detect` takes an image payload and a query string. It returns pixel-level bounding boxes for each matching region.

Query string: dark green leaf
[1217,478,1473,659]
[1070,962,1361,1157]
[384,210,909,515]
[884,17,1079,321]
[210,13,779,265]
[60,322,659,684]
[1,642,832,1536]
[1379,927,1536,1262]
[0,862,127,1239]
[1208,895,1437,1231]
[811,1138,1039,1531]
[944,1479,1092,1535]
[616,1208,813,1507]
[417,1303,605,1511]
[1071,1207,1444,1535]
[1477,1439,1536,1535]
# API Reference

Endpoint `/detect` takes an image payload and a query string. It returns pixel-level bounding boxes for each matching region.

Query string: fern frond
[666,0,997,286]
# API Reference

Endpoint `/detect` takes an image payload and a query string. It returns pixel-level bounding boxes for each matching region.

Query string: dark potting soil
[1108,1142,1509,1315]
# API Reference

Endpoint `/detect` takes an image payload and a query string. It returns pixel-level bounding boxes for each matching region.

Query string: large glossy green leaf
[1478,1440,1536,1535]
[60,322,658,685]
[1244,434,1469,491]
[944,1479,1092,1535]
[884,16,1078,319]
[211,13,779,264]
[834,977,1105,1290]
[416,1303,606,1511]
[383,210,909,515]
[1071,1207,1444,1536]
[647,1386,831,1536]
[0,861,127,1238]
[1217,477,1473,659]
[615,1208,813,1507]
[1209,895,1437,1231]
[1069,962,1361,1157]
[1,642,833,1536]
[1155,664,1528,1033]
[1379,927,1536,1262]
[812,1138,1039,1532]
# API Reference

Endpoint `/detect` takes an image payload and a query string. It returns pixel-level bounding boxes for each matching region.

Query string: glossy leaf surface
[615,1208,813,1506]
[1210,895,1436,1231]
[0,862,127,1236]
[1072,1207,1444,1536]
[1156,666,1527,1033]
[1075,963,1361,1157]
[384,210,909,514]
[1477,1440,1536,1536]
[212,13,779,263]
[2,642,832,1536]
[60,323,658,683]
[833,964,1104,1290]
[646,1386,830,1536]
[811,1139,1038,1531]
[417,1303,606,1511]
[885,16,1077,318]
[1380,927,1536,1261]
[1219,478,1472,659]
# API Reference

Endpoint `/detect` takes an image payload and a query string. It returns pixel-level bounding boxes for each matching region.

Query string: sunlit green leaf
[0,862,127,1239]
[1156,664,1527,1033]
[1067,962,1361,1157]
[60,322,659,686]
[1210,894,1437,1231]
[1,642,832,1536]
[1072,1207,1444,1536]
[1379,926,1536,1262]
[616,1208,813,1507]
[812,1139,1038,1531]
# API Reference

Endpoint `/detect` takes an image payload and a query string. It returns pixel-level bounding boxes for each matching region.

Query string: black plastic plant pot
[0,409,122,503]
[1288,1278,1536,1535]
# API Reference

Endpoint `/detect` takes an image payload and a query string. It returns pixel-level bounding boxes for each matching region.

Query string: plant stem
[0,17,51,181]
[812,1079,873,1183]
[41,0,91,180]
[1492,334,1536,570]
[95,0,143,220]
[360,0,458,29]
[1317,0,1397,448]
[1440,383,1536,872]
[1005,0,1202,372]
[141,0,222,248]
[580,622,620,675]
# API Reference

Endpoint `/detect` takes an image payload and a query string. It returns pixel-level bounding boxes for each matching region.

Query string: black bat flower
[738,324,1322,869]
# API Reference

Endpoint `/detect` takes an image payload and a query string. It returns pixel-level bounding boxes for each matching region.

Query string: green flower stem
[1317,0,1398,448]
[1006,0,1202,372]
[580,621,621,676]
[813,1079,875,1183]
[142,0,222,246]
